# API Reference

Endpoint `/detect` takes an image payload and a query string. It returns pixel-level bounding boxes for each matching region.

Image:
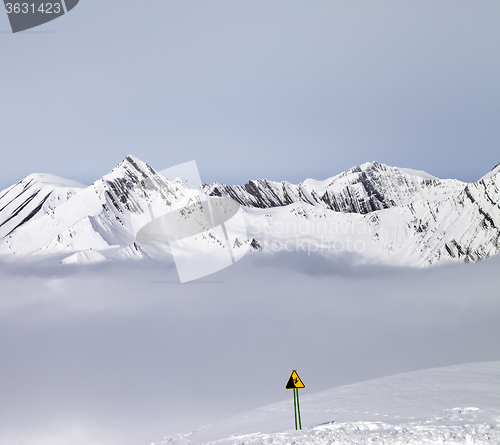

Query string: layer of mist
[0,252,498,445]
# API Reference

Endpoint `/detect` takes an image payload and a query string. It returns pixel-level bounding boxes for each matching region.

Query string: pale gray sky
[0,1,499,190]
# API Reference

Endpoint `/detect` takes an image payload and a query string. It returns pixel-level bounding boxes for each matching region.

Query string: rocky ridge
[0,156,498,267]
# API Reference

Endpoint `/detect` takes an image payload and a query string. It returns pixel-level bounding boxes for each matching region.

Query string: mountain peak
[351,161,438,181]
[107,155,158,179]
[1,158,499,267]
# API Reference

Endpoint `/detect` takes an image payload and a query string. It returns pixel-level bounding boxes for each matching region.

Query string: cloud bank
[0,252,498,445]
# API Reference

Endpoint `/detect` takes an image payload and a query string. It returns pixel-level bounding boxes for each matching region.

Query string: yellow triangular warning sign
[286,370,305,389]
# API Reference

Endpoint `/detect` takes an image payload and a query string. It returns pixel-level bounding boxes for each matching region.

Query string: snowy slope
[0,156,498,267]
[159,362,500,445]
[0,173,85,240]
[0,156,203,260]
[356,166,500,266]
[479,163,500,182]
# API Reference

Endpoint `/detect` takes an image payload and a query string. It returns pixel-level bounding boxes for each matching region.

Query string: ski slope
[159,362,500,445]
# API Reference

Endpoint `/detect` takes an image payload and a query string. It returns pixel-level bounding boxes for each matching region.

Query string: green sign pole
[293,388,298,430]
[296,388,302,430]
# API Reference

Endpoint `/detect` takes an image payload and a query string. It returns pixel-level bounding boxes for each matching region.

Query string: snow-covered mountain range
[0,155,498,267]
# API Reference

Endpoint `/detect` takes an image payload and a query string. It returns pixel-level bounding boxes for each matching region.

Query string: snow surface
[18,173,86,188]
[398,167,439,180]
[0,173,86,240]
[60,249,107,265]
[479,163,500,182]
[159,362,500,445]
